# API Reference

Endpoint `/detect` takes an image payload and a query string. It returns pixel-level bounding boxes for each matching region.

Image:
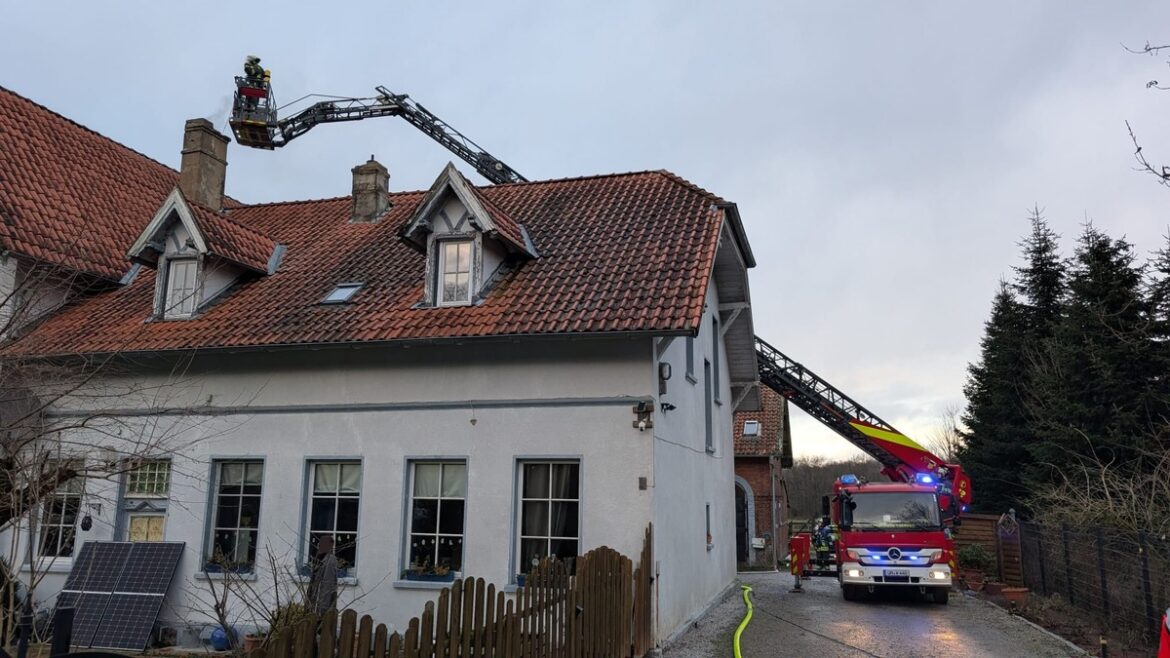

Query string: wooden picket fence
[254,525,654,658]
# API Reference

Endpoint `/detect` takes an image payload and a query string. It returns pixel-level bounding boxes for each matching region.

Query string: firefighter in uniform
[244,55,265,85]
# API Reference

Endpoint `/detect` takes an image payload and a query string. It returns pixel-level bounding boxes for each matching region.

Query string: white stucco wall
[6,338,666,643]
[651,277,737,641]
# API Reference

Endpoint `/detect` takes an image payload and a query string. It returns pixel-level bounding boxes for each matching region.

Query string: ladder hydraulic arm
[755,335,972,506]
[229,78,526,185]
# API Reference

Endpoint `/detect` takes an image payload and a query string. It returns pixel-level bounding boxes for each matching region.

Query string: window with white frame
[407,462,466,575]
[742,420,760,437]
[124,460,171,542]
[438,240,472,305]
[164,258,198,318]
[39,476,82,558]
[306,462,361,569]
[518,461,580,574]
[206,460,263,570]
[126,460,171,497]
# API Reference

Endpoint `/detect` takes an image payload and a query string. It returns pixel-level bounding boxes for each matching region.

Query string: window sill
[294,574,359,587]
[20,560,72,574]
[705,447,716,455]
[685,374,697,385]
[393,579,453,591]
[196,571,258,582]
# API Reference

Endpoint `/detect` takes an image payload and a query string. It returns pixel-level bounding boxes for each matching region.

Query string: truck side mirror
[821,495,831,518]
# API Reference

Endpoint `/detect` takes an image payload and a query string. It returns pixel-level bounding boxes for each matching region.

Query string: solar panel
[56,591,113,649]
[57,540,185,651]
[62,542,132,592]
[116,542,184,594]
[89,594,167,651]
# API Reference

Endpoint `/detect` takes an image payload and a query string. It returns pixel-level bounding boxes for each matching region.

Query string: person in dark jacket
[306,536,338,616]
[243,56,265,84]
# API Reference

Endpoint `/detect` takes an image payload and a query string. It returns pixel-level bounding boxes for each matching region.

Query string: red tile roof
[468,185,531,254]
[10,170,728,356]
[0,86,181,281]
[186,200,279,273]
[734,386,785,456]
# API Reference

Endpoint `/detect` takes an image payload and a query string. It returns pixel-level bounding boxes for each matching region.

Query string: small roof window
[322,283,362,304]
[742,420,760,437]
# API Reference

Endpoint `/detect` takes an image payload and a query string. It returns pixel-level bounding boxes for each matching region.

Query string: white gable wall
[651,272,737,641]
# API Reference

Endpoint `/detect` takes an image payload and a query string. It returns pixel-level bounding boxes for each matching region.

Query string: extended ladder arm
[229,80,526,185]
[755,336,972,505]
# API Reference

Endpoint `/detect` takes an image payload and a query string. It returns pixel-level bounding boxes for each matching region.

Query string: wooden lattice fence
[255,524,654,658]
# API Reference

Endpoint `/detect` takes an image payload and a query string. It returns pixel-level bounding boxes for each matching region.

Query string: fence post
[1035,529,1048,596]
[1140,532,1157,642]
[1095,526,1110,617]
[1062,523,1075,605]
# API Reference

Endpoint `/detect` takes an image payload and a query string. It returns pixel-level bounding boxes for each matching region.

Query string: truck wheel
[842,585,859,601]
[931,588,949,605]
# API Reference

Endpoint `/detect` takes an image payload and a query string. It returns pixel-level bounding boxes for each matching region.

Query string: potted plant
[243,632,266,653]
[983,580,1005,596]
[956,543,993,592]
[401,558,453,582]
[1001,586,1029,605]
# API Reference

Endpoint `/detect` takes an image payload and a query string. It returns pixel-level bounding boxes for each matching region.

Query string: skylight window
[322,283,362,304]
[742,420,760,437]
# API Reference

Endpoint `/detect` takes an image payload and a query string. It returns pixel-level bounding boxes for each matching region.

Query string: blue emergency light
[840,474,860,485]
[916,473,935,485]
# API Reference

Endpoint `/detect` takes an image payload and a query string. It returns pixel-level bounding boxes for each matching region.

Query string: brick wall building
[733,386,793,569]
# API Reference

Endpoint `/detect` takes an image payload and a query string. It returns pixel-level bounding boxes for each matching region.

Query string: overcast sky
[4,2,1170,460]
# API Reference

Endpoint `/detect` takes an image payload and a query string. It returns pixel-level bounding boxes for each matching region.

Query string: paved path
[666,572,1087,658]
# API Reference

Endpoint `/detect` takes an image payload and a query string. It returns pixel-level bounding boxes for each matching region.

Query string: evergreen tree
[1145,233,1170,442]
[1027,225,1155,475]
[960,282,1033,513]
[1013,207,1065,339]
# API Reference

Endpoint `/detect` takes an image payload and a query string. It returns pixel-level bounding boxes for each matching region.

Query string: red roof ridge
[652,170,726,204]
[0,85,179,182]
[484,169,665,189]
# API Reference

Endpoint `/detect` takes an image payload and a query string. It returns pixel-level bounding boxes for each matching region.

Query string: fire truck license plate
[883,569,910,577]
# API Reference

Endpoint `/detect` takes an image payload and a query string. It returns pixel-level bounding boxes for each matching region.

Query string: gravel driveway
[665,572,1088,658]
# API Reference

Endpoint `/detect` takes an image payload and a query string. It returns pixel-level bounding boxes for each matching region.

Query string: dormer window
[742,420,760,437]
[127,188,282,322]
[401,164,539,309]
[163,259,199,319]
[438,240,473,306]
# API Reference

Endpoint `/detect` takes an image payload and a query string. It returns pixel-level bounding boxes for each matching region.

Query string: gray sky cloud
[5,1,1169,459]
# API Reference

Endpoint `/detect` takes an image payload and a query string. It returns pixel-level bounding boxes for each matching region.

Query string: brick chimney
[350,156,390,223]
[179,119,229,211]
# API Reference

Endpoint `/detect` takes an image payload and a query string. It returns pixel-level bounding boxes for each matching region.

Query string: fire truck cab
[832,475,954,604]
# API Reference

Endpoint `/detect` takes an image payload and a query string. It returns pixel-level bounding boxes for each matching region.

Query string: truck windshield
[846,492,940,530]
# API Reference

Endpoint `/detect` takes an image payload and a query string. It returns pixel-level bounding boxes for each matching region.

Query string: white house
[0,92,760,648]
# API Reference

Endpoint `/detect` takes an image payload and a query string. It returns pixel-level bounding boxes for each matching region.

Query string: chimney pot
[179,119,229,211]
[351,157,390,223]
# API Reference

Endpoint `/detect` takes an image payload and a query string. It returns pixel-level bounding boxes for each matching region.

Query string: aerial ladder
[228,76,526,185]
[756,335,971,507]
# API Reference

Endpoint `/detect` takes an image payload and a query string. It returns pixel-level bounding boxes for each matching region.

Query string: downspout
[770,458,779,568]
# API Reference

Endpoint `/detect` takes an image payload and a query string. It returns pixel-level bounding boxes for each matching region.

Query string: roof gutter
[13,327,696,363]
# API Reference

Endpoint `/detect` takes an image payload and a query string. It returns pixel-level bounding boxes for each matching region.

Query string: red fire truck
[755,338,973,604]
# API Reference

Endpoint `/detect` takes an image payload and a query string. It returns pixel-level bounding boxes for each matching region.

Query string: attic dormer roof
[126,187,281,274]
[401,163,537,258]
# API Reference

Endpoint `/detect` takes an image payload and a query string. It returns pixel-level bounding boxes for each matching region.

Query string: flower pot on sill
[405,572,453,583]
[984,581,1005,596]
[1002,587,1029,605]
[243,634,265,654]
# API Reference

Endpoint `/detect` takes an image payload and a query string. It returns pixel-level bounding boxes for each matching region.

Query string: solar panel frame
[56,591,113,648]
